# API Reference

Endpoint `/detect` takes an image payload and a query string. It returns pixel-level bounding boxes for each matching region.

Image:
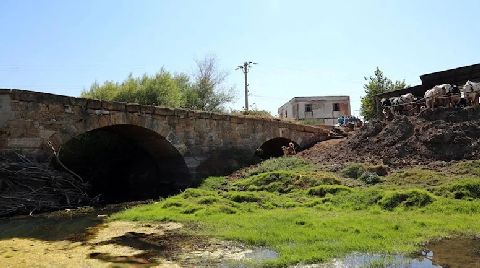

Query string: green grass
[383,167,448,188]
[242,156,311,177]
[449,160,480,177]
[111,157,480,267]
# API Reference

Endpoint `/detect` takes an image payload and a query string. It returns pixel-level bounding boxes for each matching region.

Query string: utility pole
[236,61,257,111]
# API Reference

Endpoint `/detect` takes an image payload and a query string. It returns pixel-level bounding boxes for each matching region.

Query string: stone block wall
[0,88,329,178]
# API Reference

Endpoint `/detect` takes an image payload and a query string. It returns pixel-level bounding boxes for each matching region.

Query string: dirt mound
[300,108,480,166]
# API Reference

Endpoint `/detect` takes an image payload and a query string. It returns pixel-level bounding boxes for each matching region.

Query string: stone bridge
[0,89,330,201]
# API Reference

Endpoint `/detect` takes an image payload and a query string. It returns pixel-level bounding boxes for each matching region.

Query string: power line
[236,61,257,111]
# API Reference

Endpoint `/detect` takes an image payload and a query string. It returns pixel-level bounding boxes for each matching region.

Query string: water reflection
[292,238,480,268]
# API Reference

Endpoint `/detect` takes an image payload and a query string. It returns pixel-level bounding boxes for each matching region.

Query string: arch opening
[54,125,190,203]
[256,137,299,159]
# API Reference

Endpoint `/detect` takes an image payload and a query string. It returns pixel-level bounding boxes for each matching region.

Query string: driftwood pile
[0,153,94,217]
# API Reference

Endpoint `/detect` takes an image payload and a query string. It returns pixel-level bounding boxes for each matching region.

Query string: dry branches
[0,153,94,217]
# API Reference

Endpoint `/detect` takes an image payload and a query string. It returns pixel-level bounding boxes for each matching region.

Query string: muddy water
[302,238,480,268]
[422,238,480,268]
[0,204,277,267]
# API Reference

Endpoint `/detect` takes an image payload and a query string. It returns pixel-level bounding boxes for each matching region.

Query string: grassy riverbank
[111,157,480,267]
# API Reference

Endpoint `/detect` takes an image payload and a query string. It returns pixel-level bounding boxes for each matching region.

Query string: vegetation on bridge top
[81,56,235,113]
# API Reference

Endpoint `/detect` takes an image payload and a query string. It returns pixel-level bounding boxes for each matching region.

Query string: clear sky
[1,0,480,116]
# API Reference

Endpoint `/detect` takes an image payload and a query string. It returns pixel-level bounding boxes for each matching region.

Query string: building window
[305,104,312,112]
[333,103,340,111]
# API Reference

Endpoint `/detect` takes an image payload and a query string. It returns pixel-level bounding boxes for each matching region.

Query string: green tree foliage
[81,69,184,107]
[360,67,408,120]
[185,56,235,112]
[230,108,273,118]
[81,56,235,112]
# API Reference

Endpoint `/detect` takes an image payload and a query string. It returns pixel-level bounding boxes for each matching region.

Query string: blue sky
[1,0,480,116]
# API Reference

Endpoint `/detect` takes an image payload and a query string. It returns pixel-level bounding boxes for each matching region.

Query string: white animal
[447,85,461,108]
[400,93,415,103]
[398,93,415,114]
[462,81,480,107]
[425,84,452,109]
[388,93,415,115]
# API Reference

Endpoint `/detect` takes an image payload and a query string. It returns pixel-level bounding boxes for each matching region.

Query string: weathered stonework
[0,88,330,179]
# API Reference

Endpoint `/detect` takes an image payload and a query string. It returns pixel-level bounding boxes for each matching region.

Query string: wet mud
[0,204,277,267]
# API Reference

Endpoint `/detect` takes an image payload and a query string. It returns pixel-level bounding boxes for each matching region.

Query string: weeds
[378,189,435,210]
[307,185,352,197]
[359,172,383,185]
[341,163,366,179]
[450,160,480,177]
[243,157,310,177]
[435,179,480,199]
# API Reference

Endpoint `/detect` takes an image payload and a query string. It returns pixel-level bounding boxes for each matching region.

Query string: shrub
[379,189,435,210]
[199,176,228,191]
[215,205,237,214]
[435,179,480,199]
[181,188,216,198]
[359,172,383,185]
[162,200,185,208]
[341,163,366,179]
[333,189,383,209]
[197,196,219,204]
[450,160,480,177]
[307,185,352,197]
[366,164,389,176]
[384,168,444,187]
[226,192,263,203]
[244,157,310,177]
[181,206,201,214]
[235,171,340,193]
[231,109,273,118]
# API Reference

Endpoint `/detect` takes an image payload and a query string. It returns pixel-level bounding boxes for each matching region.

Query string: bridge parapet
[0,88,328,135]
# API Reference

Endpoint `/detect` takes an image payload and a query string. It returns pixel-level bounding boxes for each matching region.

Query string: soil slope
[300,107,480,166]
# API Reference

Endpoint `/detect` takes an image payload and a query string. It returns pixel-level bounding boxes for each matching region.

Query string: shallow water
[296,238,480,268]
[422,237,480,268]
[0,204,279,267]
[244,247,279,260]
[0,207,478,267]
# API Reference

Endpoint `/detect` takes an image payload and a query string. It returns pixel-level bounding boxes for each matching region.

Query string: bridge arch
[255,137,300,159]
[54,124,191,203]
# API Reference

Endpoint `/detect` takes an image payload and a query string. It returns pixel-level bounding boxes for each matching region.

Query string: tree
[360,67,408,120]
[83,80,120,101]
[81,69,183,107]
[81,56,235,112]
[187,56,235,112]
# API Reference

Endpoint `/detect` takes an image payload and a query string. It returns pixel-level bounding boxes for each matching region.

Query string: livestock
[281,142,296,156]
[380,98,393,119]
[462,81,480,107]
[380,98,391,107]
[398,93,415,115]
[388,93,415,115]
[447,85,461,108]
[390,97,403,114]
[425,84,452,109]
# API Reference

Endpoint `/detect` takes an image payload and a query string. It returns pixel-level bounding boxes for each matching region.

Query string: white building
[278,96,351,126]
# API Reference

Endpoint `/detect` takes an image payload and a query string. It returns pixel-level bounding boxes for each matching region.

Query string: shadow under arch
[54,124,191,203]
[256,137,299,159]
